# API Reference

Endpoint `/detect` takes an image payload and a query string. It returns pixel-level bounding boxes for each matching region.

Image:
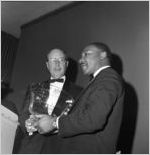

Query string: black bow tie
[49,78,64,83]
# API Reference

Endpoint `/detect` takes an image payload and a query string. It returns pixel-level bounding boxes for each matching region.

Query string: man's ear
[46,62,49,69]
[100,51,107,59]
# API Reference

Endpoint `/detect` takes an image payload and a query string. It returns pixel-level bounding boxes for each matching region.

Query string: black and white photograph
[1,1,149,154]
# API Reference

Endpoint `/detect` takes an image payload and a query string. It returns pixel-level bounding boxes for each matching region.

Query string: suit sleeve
[58,77,123,137]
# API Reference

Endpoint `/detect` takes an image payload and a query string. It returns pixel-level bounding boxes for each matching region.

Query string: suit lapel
[72,68,109,112]
[42,80,50,100]
[76,67,112,102]
[51,80,71,116]
[75,77,95,103]
[42,79,50,90]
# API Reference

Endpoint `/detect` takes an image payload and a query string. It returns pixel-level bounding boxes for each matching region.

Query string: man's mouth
[55,67,61,71]
[81,63,88,70]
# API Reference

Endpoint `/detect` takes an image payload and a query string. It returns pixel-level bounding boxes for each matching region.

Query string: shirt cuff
[56,116,60,129]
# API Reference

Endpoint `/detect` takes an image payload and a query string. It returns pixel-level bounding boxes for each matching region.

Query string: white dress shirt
[46,76,65,115]
[93,65,110,78]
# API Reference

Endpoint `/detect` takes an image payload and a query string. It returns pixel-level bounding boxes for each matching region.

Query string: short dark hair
[88,42,112,60]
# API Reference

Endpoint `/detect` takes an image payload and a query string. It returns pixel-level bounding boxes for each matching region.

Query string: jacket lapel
[76,67,111,102]
[51,79,71,116]
[42,79,50,90]
[71,69,107,112]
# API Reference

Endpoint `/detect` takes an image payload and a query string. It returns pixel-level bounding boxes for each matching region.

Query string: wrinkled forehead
[48,49,66,59]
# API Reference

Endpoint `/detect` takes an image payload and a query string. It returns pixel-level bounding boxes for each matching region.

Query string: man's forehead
[82,45,100,53]
[48,49,65,58]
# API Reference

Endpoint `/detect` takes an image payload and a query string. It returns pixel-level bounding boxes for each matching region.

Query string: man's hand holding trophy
[25,86,74,136]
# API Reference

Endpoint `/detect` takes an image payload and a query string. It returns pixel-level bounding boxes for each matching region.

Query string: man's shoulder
[29,80,49,90]
[96,67,121,79]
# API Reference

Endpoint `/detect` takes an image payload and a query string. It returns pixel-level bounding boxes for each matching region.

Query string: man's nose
[54,61,61,67]
[78,57,85,64]
[78,58,82,64]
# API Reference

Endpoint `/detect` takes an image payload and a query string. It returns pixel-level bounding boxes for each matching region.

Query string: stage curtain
[1,31,19,84]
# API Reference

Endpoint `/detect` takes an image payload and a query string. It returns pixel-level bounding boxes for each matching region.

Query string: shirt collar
[93,66,110,78]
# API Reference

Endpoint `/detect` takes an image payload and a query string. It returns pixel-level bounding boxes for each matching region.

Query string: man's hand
[35,114,57,134]
[25,115,38,135]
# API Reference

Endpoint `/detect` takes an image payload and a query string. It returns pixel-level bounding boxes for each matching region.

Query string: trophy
[25,85,74,135]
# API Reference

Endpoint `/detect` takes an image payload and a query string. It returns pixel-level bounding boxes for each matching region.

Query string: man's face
[46,49,68,79]
[79,45,101,75]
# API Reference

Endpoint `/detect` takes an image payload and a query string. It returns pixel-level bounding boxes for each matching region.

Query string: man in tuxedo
[15,48,82,154]
[36,42,125,153]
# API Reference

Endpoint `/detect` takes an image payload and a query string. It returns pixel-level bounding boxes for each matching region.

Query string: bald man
[16,48,82,154]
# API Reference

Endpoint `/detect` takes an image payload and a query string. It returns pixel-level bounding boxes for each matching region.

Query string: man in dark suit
[36,42,125,153]
[15,48,82,154]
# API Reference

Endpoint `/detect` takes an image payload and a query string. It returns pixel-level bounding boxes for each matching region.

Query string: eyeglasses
[48,58,66,64]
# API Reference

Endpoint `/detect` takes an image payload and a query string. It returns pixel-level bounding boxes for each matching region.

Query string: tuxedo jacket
[15,79,82,154]
[58,67,125,154]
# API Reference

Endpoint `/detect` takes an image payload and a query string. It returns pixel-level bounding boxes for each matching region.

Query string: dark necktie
[49,78,64,83]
